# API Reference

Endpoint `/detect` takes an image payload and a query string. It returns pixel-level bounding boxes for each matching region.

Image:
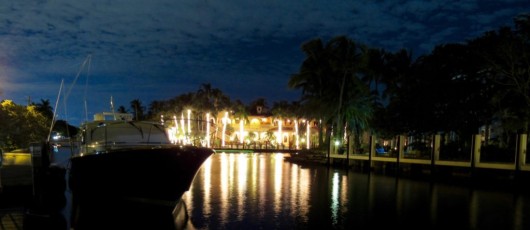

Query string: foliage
[289,36,375,148]
[32,99,54,120]
[52,120,79,138]
[130,99,145,121]
[0,100,49,150]
[468,13,530,135]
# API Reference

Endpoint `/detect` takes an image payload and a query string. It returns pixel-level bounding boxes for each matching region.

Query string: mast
[83,54,91,123]
[64,54,92,123]
[47,79,64,142]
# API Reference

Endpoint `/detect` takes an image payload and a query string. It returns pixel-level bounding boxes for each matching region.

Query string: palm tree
[195,83,231,143]
[290,36,375,152]
[289,38,332,148]
[147,100,167,120]
[326,36,360,145]
[271,100,293,146]
[371,48,415,137]
[231,100,249,144]
[117,106,127,114]
[130,99,144,121]
[33,99,54,120]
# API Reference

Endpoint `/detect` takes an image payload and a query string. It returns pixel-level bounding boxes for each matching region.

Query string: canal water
[183,152,530,230]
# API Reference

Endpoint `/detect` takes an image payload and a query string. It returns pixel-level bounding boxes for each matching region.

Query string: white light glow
[295,119,299,149]
[277,119,282,145]
[173,115,179,144]
[306,120,310,149]
[187,109,191,134]
[222,111,228,147]
[206,113,210,147]
[181,113,185,134]
[239,119,244,144]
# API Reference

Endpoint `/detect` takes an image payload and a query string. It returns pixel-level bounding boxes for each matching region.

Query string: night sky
[0,1,528,126]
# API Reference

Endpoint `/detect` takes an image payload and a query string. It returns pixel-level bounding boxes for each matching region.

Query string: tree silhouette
[33,99,54,120]
[130,99,144,121]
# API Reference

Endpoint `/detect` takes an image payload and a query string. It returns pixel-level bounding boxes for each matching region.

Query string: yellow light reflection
[202,156,212,215]
[220,153,229,222]
[191,152,322,227]
[331,172,340,224]
[237,153,248,192]
[273,153,283,214]
[290,164,299,218]
[258,154,266,220]
[289,163,310,222]
[237,153,247,220]
[251,154,258,194]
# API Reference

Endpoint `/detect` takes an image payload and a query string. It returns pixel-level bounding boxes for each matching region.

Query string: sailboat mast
[47,79,64,142]
[83,54,91,123]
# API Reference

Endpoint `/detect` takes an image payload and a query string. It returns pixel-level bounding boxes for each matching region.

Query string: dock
[0,186,32,230]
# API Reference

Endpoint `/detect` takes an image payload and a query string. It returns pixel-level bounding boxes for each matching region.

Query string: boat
[67,119,214,229]
[285,149,327,165]
[23,55,214,228]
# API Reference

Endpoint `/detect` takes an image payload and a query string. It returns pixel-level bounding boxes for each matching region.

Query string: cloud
[0,0,528,125]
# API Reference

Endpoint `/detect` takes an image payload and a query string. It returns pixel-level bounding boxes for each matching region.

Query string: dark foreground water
[183,152,530,230]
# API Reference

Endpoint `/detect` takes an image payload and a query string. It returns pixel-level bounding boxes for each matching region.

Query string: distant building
[216,111,320,149]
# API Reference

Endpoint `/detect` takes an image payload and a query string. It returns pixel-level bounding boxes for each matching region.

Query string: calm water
[183,152,530,230]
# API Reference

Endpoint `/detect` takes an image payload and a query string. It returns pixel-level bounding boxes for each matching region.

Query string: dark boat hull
[68,145,214,229]
[69,145,213,202]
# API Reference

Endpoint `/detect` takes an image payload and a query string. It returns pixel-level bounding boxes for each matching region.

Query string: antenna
[110,95,116,120]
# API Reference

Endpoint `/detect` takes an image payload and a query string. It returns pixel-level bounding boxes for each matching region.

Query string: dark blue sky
[0,0,528,126]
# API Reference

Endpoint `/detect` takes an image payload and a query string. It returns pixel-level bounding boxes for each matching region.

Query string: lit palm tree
[271,100,294,146]
[232,100,249,144]
[195,83,231,144]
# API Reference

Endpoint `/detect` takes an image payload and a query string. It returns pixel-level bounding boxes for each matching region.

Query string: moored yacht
[68,119,214,229]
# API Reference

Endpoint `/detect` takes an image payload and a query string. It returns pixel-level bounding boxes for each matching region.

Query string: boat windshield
[80,121,172,154]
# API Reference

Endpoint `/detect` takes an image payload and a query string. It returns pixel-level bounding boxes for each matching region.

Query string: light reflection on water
[184,152,530,229]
